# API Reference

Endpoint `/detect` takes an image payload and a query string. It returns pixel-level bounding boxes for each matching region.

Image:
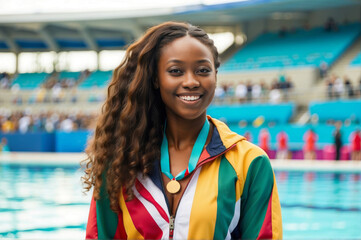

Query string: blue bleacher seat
[11,72,49,89]
[220,23,361,72]
[59,71,81,81]
[78,70,113,89]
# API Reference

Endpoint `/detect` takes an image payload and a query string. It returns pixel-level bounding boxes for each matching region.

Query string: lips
[176,93,203,102]
[179,95,201,101]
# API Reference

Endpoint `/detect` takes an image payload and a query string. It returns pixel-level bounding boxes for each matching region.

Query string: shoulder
[225,140,270,178]
[208,116,272,181]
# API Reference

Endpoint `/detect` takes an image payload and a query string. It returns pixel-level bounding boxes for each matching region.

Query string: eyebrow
[166,59,212,64]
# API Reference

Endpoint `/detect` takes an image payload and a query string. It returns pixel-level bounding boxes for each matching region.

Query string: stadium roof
[0,0,360,53]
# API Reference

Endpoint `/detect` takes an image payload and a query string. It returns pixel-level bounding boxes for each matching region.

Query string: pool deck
[1,152,361,172]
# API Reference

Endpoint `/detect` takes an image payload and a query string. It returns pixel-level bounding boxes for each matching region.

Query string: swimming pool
[1,164,360,239]
[0,165,90,239]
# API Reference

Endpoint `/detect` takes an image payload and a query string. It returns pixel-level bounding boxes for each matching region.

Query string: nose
[182,72,200,89]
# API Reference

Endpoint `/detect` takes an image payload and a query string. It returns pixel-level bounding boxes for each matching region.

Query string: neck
[165,115,207,151]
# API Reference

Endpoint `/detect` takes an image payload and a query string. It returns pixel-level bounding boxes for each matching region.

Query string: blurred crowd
[0,72,11,89]
[214,75,294,104]
[0,70,91,90]
[325,74,361,100]
[0,110,97,133]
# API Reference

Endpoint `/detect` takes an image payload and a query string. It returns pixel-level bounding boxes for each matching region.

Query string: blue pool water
[1,164,361,239]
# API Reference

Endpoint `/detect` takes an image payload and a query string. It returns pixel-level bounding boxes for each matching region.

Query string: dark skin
[157,35,217,215]
[162,121,213,215]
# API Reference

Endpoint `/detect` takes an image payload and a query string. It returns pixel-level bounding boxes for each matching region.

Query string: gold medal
[166,180,181,194]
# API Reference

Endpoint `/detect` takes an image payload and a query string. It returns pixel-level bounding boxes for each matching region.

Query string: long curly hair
[82,21,220,212]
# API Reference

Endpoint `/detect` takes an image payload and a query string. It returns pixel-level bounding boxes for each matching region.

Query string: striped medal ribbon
[161,119,210,194]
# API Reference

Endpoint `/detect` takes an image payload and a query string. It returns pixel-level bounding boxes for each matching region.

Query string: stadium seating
[207,102,295,124]
[350,50,361,66]
[220,22,361,72]
[309,99,361,123]
[77,70,113,89]
[11,72,49,89]
[59,71,81,81]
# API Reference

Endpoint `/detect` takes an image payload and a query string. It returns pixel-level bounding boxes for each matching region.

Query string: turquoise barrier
[309,99,361,122]
[0,132,55,152]
[208,103,295,124]
[55,130,91,152]
[0,123,358,152]
[0,131,91,152]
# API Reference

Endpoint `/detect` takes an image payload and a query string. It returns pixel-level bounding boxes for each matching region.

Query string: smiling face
[157,35,217,122]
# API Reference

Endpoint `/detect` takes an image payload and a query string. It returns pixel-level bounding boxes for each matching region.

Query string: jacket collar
[148,116,245,190]
[206,116,245,158]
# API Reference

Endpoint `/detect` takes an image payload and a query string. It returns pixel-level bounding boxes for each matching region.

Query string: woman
[303,129,318,160]
[83,22,282,239]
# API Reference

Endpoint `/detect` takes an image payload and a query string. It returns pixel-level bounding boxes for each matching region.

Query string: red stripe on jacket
[85,196,98,239]
[135,180,169,223]
[257,191,273,239]
[123,188,164,239]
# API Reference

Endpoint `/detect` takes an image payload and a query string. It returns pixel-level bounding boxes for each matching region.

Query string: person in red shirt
[259,128,270,155]
[350,129,361,161]
[276,131,289,160]
[303,129,318,160]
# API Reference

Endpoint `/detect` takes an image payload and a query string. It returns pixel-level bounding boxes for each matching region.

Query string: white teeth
[179,95,200,101]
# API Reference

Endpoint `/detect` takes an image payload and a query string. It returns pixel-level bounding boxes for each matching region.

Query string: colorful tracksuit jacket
[85,117,283,239]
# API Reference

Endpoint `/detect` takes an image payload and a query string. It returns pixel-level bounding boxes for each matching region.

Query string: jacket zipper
[166,143,238,238]
[169,215,175,239]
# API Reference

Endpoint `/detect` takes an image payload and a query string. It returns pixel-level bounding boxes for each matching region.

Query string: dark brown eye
[168,69,183,75]
[197,68,211,74]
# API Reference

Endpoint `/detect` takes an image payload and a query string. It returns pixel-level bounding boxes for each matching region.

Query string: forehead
[159,35,214,63]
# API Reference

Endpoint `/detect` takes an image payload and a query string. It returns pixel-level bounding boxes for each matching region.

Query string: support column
[15,53,19,73]
[97,51,101,70]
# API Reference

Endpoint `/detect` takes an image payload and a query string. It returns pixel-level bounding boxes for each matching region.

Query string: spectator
[333,75,344,99]
[276,131,289,160]
[333,121,343,161]
[344,76,354,98]
[319,61,328,79]
[350,129,361,161]
[246,80,253,102]
[278,26,287,37]
[214,85,225,103]
[326,76,334,99]
[324,17,338,32]
[235,81,247,103]
[59,115,74,132]
[0,137,10,152]
[283,76,294,101]
[0,72,11,89]
[252,82,262,102]
[51,83,63,103]
[70,87,78,103]
[259,80,269,102]
[1,117,15,133]
[18,114,31,133]
[224,83,235,103]
[35,86,47,103]
[303,129,318,160]
[259,128,270,156]
[269,80,281,104]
